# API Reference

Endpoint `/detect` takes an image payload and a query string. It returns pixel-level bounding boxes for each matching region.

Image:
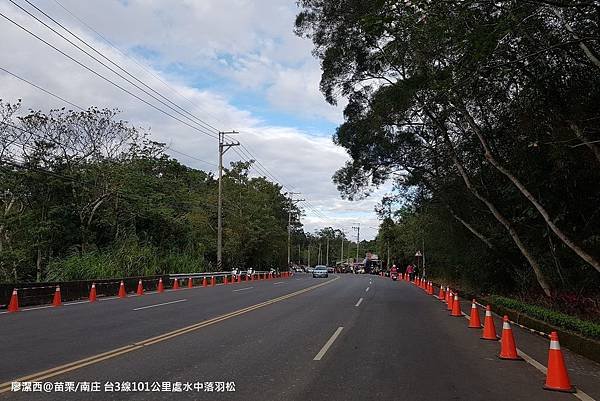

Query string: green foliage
[296,0,600,297]
[44,239,208,282]
[0,105,293,282]
[489,296,600,340]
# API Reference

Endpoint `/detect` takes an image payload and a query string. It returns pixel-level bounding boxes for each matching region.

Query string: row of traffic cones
[400,277,575,393]
[6,271,291,312]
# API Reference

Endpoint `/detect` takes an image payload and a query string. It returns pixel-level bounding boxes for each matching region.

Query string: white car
[313,265,328,278]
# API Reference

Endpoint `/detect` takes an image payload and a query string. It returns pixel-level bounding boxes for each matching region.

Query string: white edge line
[132,299,187,311]
[273,282,285,285]
[355,298,364,307]
[459,313,595,401]
[232,287,254,292]
[313,327,344,361]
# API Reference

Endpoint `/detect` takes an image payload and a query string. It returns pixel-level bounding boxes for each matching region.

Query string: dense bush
[489,295,600,340]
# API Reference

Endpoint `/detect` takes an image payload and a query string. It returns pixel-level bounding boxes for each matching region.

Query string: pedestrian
[406,264,415,281]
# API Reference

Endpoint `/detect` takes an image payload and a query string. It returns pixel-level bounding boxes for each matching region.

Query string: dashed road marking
[314,327,344,361]
[355,298,363,307]
[133,299,187,311]
[232,287,254,292]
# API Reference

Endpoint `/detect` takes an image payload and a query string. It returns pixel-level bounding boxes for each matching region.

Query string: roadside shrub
[45,238,207,281]
[489,295,600,340]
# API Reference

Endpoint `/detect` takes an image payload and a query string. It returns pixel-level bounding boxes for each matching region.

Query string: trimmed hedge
[488,295,600,340]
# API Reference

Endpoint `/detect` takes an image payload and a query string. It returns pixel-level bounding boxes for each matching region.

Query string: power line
[1,6,335,228]
[232,145,333,223]
[0,10,219,141]
[18,0,220,136]
[2,119,218,169]
[234,142,333,221]
[0,66,84,111]
[51,0,227,129]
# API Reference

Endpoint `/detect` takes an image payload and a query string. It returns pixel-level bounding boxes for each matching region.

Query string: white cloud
[0,0,384,239]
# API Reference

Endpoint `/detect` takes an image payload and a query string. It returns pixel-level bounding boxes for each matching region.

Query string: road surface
[1,273,599,400]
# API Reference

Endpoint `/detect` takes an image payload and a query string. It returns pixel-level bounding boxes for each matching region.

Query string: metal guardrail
[168,270,273,278]
[2,270,291,309]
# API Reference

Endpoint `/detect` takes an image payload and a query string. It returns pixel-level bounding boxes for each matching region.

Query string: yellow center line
[0,277,339,393]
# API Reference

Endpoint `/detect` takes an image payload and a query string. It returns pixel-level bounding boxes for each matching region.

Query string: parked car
[313,265,328,278]
[307,266,314,273]
[327,266,334,273]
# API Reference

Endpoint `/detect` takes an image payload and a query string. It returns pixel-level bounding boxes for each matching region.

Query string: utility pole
[422,238,426,277]
[217,130,239,270]
[298,244,301,265]
[318,242,322,265]
[286,192,304,268]
[326,236,330,266]
[340,232,344,266]
[308,244,311,267]
[352,224,360,263]
[387,242,390,269]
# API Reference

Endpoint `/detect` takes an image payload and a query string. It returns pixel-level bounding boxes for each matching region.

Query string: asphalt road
[1,273,599,401]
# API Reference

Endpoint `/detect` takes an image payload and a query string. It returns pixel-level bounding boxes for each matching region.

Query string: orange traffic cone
[158,278,164,293]
[499,316,523,360]
[188,277,193,288]
[245,274,248,281]
[173,278,179,290]
[468,299,481,328]
[223,275,228,285]
[8,289,19,312]
[438,285,445,300]
[237,275,241,283]
[445,287,451,305]
[210,276,215,287]
[136,279,144,296]
[481,305,498,340]
[202,277,207,287]
[543,331,575,392]
[52,285,62,307]
[89,283,97,302]
[450,292,462,316]
[118,280,126,298]
[446,291,454,311]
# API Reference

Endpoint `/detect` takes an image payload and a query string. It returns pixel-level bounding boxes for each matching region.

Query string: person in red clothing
[390,264,398,280]
[405,264,415,281]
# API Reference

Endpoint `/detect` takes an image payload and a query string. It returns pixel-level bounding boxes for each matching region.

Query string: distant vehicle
[307,266,314,273]
[327,266,334,273]
[293,266,304,272]
[313,265,328,278]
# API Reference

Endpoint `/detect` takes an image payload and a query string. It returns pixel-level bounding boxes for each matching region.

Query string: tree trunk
[36,246,42,282]
[569,122,600,164]
[462,109,600,274]
[425,111,552,296]
[447,206,495,249]
[552,8,600,70]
